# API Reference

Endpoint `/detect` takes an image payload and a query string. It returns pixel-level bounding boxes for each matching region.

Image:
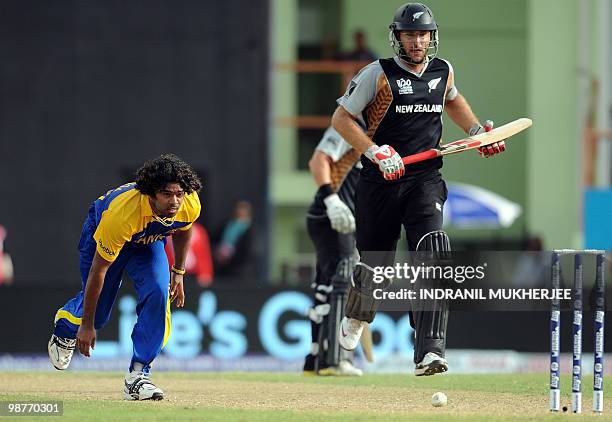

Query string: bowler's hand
[76,324,96,357]
[170,273,185,307]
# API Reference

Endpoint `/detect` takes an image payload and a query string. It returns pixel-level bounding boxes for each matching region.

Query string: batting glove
[365,144,405,180]
[323,193,356,234]
[470,120,506,158]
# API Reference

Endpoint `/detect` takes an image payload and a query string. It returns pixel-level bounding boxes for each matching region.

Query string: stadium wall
[0,0,270,283]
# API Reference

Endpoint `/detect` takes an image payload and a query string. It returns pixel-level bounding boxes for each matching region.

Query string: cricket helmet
[389,3,439,63]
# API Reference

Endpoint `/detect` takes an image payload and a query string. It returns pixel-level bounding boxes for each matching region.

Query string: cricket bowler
[48,154,202,400]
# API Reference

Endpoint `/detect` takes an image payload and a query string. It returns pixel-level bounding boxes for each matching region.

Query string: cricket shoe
[48,334,76,370]
[124,371,164,401]
[302,354,317,376]
[414,352,448,376]
[338,317,365,351]
[318,360,363,377]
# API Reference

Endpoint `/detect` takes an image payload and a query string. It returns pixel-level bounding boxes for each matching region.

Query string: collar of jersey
[393,56,430,78]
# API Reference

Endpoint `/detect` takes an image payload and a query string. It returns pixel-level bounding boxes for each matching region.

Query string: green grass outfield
[0,372,610,421]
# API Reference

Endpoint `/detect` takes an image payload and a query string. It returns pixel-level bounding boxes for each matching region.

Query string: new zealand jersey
[91,183,201,262]
[338,56,456,183]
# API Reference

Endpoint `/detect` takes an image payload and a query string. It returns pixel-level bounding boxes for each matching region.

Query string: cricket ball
[431,392,448,407]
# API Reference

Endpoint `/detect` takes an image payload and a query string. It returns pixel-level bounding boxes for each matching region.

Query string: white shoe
[48,334,76,370]
[124,371,164,401]
[318,360,363,377]
[338,317,365,351]
[414,352,448,376]
[338,360,364,376]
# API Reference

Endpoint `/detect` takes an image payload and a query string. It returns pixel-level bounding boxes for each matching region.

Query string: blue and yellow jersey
[91,183,201,262]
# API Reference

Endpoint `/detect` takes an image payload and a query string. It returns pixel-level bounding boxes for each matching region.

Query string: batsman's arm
[332,106,374,154]
[444,93,480,134]
[170,227,193,307]
[77,251,111,357]
[308,148,356,233]
[308,150,333,186]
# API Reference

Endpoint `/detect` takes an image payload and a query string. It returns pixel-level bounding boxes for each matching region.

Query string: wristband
[468,122,483,136]
[317,183,334,198]
[364,145,379,161]
[171,265,186,275]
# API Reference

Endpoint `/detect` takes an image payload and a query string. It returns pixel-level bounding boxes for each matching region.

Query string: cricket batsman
[303,126,362,376]
[332,2,505,375]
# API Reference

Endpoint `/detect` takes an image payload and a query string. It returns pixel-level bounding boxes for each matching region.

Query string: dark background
[0,0,269,283]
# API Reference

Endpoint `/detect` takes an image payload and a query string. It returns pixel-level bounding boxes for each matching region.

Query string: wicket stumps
[594,253,605,413]
[549,250,606,414]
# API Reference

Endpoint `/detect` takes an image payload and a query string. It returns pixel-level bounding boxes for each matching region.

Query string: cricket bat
[360,323,374,363]
[402,117,532,166]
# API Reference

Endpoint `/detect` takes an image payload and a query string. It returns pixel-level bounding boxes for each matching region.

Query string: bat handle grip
[402,150,440,165]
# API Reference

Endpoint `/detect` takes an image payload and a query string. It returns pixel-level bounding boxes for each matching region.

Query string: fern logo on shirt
[428,77,442,93]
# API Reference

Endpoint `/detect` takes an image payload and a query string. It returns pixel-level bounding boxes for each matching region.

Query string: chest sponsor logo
[135,233,168,245]
[428,77,442,93]
[396,78,413,95]
[395,104,443,113]
[133,228,176,245]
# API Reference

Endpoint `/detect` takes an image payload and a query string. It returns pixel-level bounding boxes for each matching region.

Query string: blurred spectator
[214,200,253,278]
[165,222,214,287]
[0,225,14,285]
[343,30,377,62]
[521,236,543,251]
[321,33,342,61]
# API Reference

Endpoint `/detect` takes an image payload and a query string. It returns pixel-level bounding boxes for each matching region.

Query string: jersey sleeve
[315,127,353,162]
[336,61,383,116]
[440,59,458,101]
[177,192,201,231]
[93,211,134,262]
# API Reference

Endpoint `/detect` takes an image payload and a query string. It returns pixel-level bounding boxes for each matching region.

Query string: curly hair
[135,154,202,196]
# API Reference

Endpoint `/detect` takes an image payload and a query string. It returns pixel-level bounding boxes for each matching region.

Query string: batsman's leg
[342,179,402,351]
[319,252,362,376]
[401,173,449,375]
[411,230,451,376]
[304,216,339,374]
[326,254,355,367]
[305,216,362,375]
[305,281,331,374]
[341,253,394,351]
